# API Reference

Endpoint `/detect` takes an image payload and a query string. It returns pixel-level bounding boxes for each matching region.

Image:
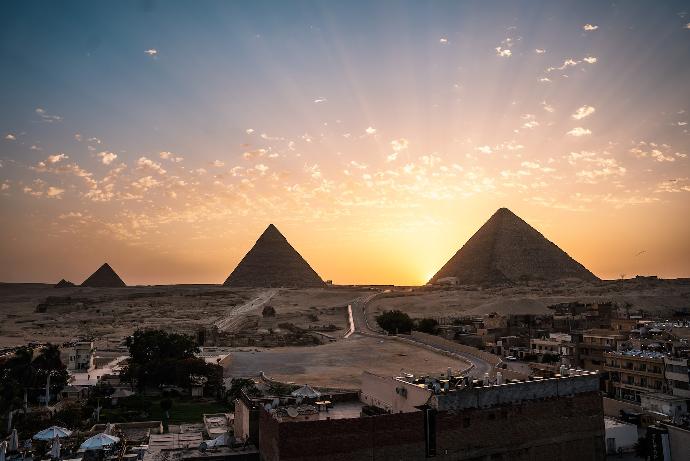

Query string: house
[67,341,95,372]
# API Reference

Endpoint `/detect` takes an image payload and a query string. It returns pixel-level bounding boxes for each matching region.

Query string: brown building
[576,329,628,370]
[604,350,666,403]
[258,372,605,461]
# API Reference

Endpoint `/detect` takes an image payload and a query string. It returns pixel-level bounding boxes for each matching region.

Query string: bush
[262,305,276,317]
[415,318,439,334]
[376,310,413,334]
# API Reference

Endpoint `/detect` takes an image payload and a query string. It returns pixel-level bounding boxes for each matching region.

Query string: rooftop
[270,400,365,422]
[607,349,667,359]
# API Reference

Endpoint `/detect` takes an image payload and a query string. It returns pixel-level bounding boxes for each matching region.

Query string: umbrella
[9,429,19,452]
[1,441,7,461]
[50,437,60,460]
[80,433,120,450]
[34,426,72,441]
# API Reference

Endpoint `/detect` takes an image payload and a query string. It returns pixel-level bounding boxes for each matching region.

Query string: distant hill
[429,208,598,285]
[54,279,75,288]
[224,224,325,288]
[81,263,126,287]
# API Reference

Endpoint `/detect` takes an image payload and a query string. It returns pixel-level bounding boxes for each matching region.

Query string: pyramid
[224,224,325,288]
[429,208,598,285]
[81,263,127,287]
[54,279,76,288]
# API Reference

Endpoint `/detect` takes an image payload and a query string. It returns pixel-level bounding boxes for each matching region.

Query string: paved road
[214,288,279,332]
[350,291,495,378]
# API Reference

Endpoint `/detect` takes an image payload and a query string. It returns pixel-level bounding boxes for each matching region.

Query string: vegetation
[121,330,222,394]
[414,318,439,334]
[376,310,413,334]
[0,345,68,415]
[262,305,276,317]
[540,353,560,364]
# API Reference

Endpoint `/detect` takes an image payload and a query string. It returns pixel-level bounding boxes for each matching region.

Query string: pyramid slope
[429,208,598,285]
[81,263,126,287]
[224,224,325,288]
[54,279,76,288]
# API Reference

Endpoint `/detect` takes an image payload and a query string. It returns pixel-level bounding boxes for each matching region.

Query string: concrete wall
[604,419,638,454]
[602,396,643,418]
[666,424,690,461]
[433,373,600,411]
[360,371,432,413]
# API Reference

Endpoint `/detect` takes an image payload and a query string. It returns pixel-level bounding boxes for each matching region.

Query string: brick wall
[259,391,605,461]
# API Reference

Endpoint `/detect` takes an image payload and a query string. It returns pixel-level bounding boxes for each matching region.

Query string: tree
[540,353,560,364]
[415,318,439,335]
[262,305,276,317]
[160,399,172,420]
[376,310,413,334]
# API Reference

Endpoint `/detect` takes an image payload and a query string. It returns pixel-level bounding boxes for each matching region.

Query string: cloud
[535,48,546,54]
[212,160,225,168]
[144,49,158,56]
[476,145,493,154]
[46,186,65,198]
[629,141,684,162]
[243,148,267,159]
[159,151,183,162]
[583,56,597,64]
[572,105,596,120]
[137,156,166,174]
[47,153,68,163]
[576,158,626,183]
[583,24,599,31]
[4,133,16,141]
[495,47,511,57]
[685,23,690,29]
[365,126,377,135]
[313,98,327,103]
[439,37,448,44]
[35,107,62,123]
[74,133,83,141]
[245,128,255,134]
[567,127,592,137]
[98,151,118,165]
[547,58,578,72]
[541,101,555,113]
[254,164,269,174]
[539,77,552,83]
[521,114,539,129]
[655,178,690,193]
[132,176,159,190]
[390,138,409,153]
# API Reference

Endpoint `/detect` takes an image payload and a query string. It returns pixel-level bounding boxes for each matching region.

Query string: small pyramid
[429,208,598,285]
[224,224,325,288]
[54,279,76,288]
[81,263,126,287]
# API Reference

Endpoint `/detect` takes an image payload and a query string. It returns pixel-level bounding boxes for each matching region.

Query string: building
[664,356,690,398]
[604,417,638,455]
[258,371,605,460]
[640,393,688,421]
[66,341,95,372]
[604,350,666,403]
[577,330,628,370]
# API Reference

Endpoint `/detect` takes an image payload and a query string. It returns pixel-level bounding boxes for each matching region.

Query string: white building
[604,417,638,455]
[67,341,94,372]
[664,356,690,399]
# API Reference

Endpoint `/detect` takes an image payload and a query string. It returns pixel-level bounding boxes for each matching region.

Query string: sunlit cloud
[535,48,546,54]
[495,47,511,57]
[572,105,596,120]
[313,98,327,103]
[144,49,158,56]
[583,24,599,31]
[137,156,166,174]
[365,126,377,135]
[35,107,62,123]
[476,145,493,154]
[629,141,685,162]
[47,153,68,163]
[439,37,448,44]
[541,101,555,112]
[98,151,118,165]
[5,133,17,140]
[46,186,65,198]
[583,56,598,64]
[159,151,183,162]
[567,127,592,137]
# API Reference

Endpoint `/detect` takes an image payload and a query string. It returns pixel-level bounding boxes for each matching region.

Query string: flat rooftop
[608,350,667,359]
[272,400,365,422]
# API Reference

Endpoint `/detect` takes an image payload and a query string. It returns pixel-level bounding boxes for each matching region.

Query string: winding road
[214,288,279,332]
[347,291,495,378]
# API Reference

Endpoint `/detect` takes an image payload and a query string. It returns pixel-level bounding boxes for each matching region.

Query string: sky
[1,0,689,286]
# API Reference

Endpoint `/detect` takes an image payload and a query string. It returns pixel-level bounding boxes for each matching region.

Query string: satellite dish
[286,407,299,418]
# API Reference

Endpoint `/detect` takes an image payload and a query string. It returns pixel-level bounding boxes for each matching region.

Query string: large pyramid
[81,263,127,287]
[429,208,598,285]
[224,224,325,288]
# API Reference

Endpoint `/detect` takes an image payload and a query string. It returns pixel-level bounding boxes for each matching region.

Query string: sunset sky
[1,0,689,285]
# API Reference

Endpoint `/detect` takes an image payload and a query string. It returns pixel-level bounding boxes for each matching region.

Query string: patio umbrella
[79,433,120,450]
[50,437,60,460]
[33,426,72,441]
[1,440,7,461]
[9,429,19,452]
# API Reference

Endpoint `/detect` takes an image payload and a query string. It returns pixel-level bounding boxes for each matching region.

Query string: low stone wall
[602,396,642,418]
[409,331,502,366]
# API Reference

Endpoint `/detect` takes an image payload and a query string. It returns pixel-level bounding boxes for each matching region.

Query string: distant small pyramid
[81,263,126,287]
[224,224,325,288]
[54,279,76,288]
[429,208,598,285]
